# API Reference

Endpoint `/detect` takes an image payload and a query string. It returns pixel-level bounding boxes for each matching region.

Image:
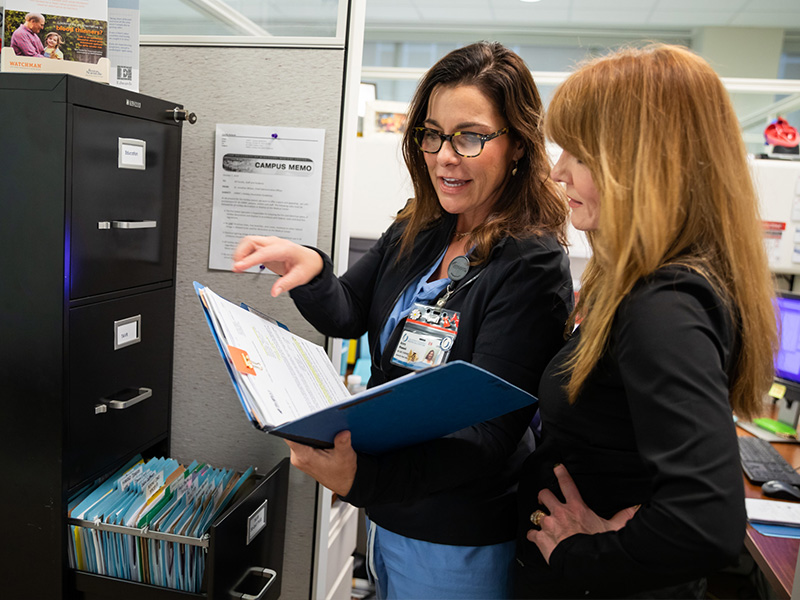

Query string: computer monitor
[773,291,800,425]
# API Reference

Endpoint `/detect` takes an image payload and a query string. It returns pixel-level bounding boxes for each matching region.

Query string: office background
[130,2,800,599]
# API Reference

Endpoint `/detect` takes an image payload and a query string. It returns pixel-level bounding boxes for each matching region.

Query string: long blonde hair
[546,44,776,418]
[398,41,568,262]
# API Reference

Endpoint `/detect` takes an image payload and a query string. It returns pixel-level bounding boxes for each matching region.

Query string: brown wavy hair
[546,44,777,418]
[397,41,568,262]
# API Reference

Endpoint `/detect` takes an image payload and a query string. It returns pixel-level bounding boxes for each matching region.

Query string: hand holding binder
[285,430,357,496]
[195,282,538,455]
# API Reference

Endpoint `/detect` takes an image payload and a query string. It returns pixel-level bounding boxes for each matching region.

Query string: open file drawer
[69,458,289,600]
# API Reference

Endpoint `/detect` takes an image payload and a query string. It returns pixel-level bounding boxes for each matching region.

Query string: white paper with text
[209,123,325,271]
[201,287,348,429]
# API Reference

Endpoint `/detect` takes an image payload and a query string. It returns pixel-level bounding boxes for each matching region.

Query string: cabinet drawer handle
[230,567,277,600]
[97,220,158,229]
[95,387,153,414]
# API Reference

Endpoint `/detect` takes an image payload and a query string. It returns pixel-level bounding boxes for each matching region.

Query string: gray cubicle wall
[140,45,346,600]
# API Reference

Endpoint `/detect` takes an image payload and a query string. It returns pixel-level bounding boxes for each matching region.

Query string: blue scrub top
[378,248,450,354]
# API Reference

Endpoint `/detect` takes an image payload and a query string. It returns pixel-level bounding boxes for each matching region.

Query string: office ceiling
[364,0,800,33]
[140,0,800,39]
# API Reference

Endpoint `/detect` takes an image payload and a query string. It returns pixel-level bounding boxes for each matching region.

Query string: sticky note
[228,346,256,375]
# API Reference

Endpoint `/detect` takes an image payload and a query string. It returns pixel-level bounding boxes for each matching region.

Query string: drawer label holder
[247,499,268,545]
[114,314,141,350]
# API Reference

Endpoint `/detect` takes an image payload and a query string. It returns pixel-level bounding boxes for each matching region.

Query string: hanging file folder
[67,455,257,593]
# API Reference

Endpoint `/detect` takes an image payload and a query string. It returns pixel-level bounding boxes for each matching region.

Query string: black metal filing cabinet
[0,72,182,598]
[0,74,288,600]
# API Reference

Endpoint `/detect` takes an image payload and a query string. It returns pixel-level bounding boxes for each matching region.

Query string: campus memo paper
[195,282,539,455]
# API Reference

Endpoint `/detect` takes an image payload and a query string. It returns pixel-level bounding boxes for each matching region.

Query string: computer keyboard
[738,436,800,485]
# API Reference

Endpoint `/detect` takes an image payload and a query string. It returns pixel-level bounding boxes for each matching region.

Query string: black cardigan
[290,215,573,545]
[515,267,745,597]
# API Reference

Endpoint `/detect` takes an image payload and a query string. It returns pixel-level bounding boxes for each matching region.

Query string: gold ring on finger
[530,509,546,527]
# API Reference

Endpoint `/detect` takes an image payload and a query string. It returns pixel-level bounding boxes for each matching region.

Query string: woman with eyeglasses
[232,41,572,599]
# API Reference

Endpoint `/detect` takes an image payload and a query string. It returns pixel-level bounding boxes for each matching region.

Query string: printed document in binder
[195,282,538,454]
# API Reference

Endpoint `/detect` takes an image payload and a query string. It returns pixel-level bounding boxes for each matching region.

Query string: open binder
[195,282,537,454]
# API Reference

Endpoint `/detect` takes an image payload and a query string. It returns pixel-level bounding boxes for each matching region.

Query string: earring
[511,161,518,176]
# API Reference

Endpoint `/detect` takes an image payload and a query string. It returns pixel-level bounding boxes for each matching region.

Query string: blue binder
[195,282,537,455]
[271,360,538,454]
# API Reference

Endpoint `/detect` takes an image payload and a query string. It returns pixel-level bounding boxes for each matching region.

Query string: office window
[140,0,342,39]
[774,53,800,152]
[364,42,398,67]
[361,40,689,105]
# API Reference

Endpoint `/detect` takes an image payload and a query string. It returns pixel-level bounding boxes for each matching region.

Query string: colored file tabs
[66,454,254,593]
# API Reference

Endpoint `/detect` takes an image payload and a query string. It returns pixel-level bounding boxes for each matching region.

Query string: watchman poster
[1,0,109,83]
[209,123,326,272]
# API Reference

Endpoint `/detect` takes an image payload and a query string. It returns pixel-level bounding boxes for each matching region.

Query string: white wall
[349,135,412,238]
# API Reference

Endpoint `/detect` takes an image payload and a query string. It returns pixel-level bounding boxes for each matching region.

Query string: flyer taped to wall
[208,123,325,271]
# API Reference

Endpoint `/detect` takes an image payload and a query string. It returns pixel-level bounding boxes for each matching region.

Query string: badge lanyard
[389,255,468,371]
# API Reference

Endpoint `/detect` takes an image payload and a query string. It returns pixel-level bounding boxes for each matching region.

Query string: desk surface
[739,429,800,600]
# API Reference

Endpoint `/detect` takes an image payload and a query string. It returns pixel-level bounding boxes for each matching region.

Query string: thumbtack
[271,133,278,139]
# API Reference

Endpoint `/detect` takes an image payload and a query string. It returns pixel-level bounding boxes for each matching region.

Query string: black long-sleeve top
[290,214,573,545]
[515,266,746,598]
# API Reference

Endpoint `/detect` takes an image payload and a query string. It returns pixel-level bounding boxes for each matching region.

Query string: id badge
[390,302,460,370]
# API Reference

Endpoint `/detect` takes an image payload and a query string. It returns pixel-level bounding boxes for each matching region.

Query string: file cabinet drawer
[70,458,290,600]
[69,105,180,299]
[67,287,174,488]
